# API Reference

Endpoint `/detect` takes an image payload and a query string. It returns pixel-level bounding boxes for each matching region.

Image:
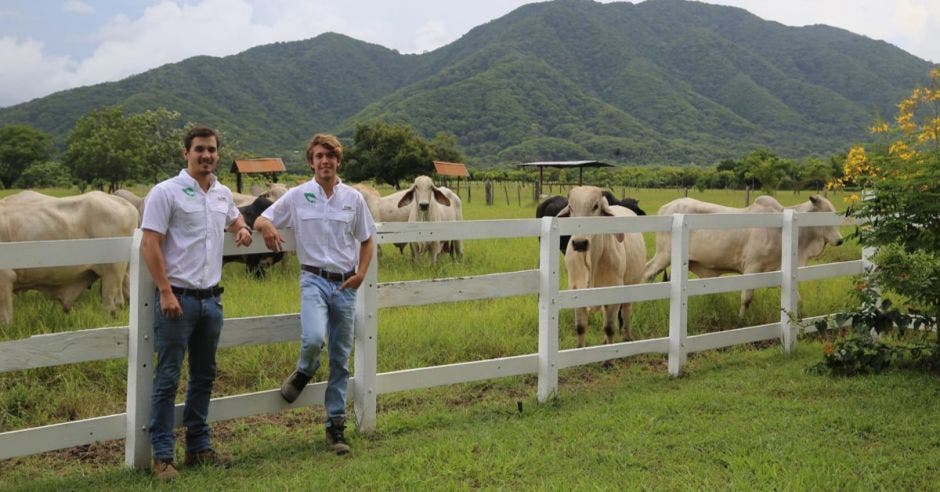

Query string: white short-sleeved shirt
[141,169,240,289]
[261,178,375,274]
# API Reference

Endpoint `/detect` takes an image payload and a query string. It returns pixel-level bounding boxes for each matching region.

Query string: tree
[346,122,436,188]
[828,67,940,352]
[430,132,465,164]
[0,124,56,188]
[799,157,833,192]
[14,161,72,188]
[64,106,184,191]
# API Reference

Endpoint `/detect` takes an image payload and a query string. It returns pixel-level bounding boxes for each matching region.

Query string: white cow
[0,191,139,325]
[379,183,464,256]
[112,189,145,224]
[351,183,382,222]
[396,176,464,263]
[559,186,647,347]
[643,195,844,317]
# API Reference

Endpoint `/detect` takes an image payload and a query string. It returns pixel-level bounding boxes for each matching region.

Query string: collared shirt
[141,169,240,289]
[261,178,375,273]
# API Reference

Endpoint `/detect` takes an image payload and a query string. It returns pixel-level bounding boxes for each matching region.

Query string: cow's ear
[432,188,451,207]
[601,202,615,217]
[397,189,415,208]
[557,205,571,217]
[615,233,624,243]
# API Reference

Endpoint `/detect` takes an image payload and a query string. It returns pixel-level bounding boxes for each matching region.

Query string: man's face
[184,136,219,177]
[309,144,340,182]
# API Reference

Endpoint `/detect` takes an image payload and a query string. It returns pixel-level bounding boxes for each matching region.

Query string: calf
[559,186,647,347]
[223,196,284,278]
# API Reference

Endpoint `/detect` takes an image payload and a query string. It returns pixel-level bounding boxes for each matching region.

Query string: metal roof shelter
[518,160,613,189]
[230,158,286,193]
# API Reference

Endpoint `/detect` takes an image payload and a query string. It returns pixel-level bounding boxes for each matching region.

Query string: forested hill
[0,0,932,165]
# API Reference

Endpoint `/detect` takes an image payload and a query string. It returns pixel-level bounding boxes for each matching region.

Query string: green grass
[2,184,909,488]
[2,344,937,490]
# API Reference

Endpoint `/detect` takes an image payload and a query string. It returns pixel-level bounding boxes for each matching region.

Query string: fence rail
[0,211,862,467]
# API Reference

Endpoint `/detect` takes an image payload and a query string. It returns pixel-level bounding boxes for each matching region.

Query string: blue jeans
[149,292,223,461]
[297,272,357,423]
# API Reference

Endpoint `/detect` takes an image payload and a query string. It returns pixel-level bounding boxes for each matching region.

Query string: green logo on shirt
[182,187,195,197]
[304,192,317,203]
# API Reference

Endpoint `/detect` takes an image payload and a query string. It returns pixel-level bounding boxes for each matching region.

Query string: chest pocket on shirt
[177,199,204,227]
[299,208,354,225]
[208,200,229,231]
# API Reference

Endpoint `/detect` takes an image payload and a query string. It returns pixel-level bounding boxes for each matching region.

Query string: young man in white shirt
[140,126,252,480]
[254,133,375,455]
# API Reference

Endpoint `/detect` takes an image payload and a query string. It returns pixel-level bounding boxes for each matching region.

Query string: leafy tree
[799,157,833,192]
[829,67,940,353]
[65,106,184,191]
[430,132,465,164]
[346,122,435,189]
[13,161,72,188]
[0,124,56,188]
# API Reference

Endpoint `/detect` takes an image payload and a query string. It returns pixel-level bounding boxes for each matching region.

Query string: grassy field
[6,182,928,489]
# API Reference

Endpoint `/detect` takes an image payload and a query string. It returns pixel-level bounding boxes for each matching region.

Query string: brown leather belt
[170,285,223,299]
[301,264,354,282]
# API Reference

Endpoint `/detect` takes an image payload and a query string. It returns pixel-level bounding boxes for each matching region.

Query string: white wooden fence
[0,211,862,468]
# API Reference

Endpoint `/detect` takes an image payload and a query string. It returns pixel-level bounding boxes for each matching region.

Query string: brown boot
[152,459,179,482]
[184,448,233,468]
[280,370,312,403]
[325,417,350,455]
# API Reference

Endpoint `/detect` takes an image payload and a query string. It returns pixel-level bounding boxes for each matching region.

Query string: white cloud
[413,20,452,53]
[0,37,77,107]
[62,1,95,15]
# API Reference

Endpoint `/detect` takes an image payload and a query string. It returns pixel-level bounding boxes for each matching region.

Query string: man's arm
[341,236,374,290]
[141,229,182,318]
[253,216,286,252]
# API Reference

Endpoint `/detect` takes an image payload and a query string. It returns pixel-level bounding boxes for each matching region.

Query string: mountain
[0,0,932,166]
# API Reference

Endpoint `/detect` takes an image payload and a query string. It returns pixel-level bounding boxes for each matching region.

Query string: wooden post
[466,179,471,203]
[780,209,799,353]
[517,184,521,207]
[537,216,561,401]
[125,229,156,469]
[353,247,379,433]
[668,214,689,377]
[485,181,493,205]
[504,184,510,206]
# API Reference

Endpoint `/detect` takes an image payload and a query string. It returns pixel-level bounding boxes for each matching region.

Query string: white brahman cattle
[396,175,464,263]
[0,191,139,325]
[642,195,844,317]
[558,186,647,347]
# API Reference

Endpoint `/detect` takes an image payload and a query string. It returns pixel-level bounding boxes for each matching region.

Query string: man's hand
[234,227,252,246]
[159,290,183,319]
[340,272,364,290]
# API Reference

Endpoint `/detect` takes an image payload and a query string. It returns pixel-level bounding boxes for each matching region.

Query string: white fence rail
[0,212,863,466]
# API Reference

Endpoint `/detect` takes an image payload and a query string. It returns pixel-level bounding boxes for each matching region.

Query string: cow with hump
[396,175,464,263]
[558,186,647,348]
[0,190,139,325]
[643,195,844,317]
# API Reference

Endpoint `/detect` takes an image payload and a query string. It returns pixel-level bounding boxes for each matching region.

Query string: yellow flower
[823,341,835,356]
[844,193,860,204]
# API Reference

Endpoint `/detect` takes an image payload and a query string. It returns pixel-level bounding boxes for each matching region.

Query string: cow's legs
[94,263,126,315]
[619,302,633,341]
[0,271,14,325]
[602,304,619,344]
[739,289,754,318]
[643,251,671,281]
[575,306,589,348]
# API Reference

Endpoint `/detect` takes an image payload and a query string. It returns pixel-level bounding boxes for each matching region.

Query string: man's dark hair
[184,125,221,150]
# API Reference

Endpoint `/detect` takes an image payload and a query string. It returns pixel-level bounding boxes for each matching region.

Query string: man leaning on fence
[253,133,376,455]
[140,125,253,481]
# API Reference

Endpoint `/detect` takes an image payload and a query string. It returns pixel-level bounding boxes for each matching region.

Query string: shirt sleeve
[351,194,376,242]
[226,196,240,227]
[141,186,172,235]
[261,187,294,229]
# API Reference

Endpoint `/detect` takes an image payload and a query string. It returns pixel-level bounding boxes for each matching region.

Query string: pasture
[5,182,934,488]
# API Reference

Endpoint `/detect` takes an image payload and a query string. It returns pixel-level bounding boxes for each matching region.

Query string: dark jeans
[149,292,223,461]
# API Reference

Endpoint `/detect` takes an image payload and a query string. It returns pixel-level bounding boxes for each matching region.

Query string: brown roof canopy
[433,161,469,177]
[230,158,286,174]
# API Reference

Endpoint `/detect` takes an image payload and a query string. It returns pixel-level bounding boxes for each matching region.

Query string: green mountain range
[0,0,932,166]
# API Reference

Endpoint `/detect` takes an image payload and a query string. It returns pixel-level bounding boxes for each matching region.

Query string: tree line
[1,106,847,193]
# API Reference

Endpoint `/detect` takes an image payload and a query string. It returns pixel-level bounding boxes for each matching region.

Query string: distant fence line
[0,211,864,468]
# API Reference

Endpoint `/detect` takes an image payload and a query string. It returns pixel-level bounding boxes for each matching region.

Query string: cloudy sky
[1,0,937,108]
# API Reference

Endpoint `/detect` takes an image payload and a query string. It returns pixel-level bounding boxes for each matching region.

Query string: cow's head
[560,186,624,252]
[397,175,450,218]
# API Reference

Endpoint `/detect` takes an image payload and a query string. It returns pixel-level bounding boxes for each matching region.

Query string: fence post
[668,214,689,377]
[354,247,379,433]
[125,229,156,469]
[780,209,799,352]
[537,216,561,402]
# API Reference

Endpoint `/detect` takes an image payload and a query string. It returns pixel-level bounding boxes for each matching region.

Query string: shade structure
[518,160,613,190]
[230,158,286,193]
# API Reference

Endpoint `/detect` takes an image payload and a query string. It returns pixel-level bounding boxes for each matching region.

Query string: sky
[0,0,937,108]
